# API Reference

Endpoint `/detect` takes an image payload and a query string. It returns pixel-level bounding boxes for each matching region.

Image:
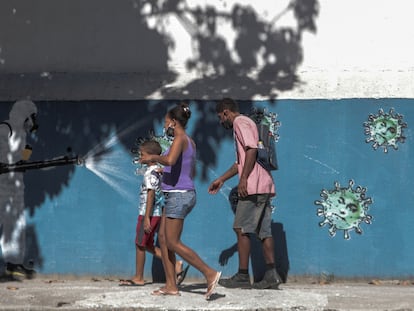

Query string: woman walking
[140,103,221,300]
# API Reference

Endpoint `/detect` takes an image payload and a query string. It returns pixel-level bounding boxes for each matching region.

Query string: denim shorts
[234,194,273,240]
[163,190,196,219]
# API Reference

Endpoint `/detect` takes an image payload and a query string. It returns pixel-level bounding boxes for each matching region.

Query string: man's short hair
[140,140,162,155]
[216,98,239,113]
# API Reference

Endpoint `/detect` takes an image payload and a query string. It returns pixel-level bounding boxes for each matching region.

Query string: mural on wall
[315,180,373,240]
[313,107,408,240]
[249,107,281,143]
[364,108,407,153]
[0,101,85,278]
[0,99,412,278]
[0,100,38,277]
[248,106,281,171]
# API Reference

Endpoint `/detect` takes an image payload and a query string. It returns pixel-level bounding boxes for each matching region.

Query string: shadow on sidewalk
[218,186,290,283]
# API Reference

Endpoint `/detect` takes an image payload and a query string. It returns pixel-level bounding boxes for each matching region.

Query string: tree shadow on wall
[1,0,322,209]
[136,0,319,99]
[219,187,289,282]
[2,1,318,101]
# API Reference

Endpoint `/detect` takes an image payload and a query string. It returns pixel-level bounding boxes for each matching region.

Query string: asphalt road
[1,276,413,310]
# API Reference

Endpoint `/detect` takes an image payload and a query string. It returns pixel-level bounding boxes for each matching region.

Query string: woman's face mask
[165,123,175,137]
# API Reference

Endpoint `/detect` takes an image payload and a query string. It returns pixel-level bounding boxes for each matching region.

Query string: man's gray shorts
[234,194,273,240]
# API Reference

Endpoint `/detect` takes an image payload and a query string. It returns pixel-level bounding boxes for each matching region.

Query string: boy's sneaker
[218,272,251,288]
[5,263,36,279]
[252,268,282,290]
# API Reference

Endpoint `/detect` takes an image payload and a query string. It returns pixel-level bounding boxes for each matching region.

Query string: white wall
[286,0,414,99]
[0,0,413,100]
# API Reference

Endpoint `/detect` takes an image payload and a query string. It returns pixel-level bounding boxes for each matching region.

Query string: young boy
[120,140,188,286]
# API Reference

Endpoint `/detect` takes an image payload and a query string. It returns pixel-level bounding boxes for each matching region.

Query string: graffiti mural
[364,108,407,153]
[248,107,281,171]
[0,99,412,278]
[315,180,373,240]
[0,100,38,278]
[249,107,281,143]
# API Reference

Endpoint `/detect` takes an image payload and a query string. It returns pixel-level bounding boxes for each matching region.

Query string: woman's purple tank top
[162,136,195,191]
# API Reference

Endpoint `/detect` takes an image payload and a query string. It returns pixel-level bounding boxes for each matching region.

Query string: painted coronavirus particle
[315,180,373,240]
[364,108,407,153]
[249,107,281,142]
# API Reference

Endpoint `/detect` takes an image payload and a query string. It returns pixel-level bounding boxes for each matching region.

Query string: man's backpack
[249,109,279,171]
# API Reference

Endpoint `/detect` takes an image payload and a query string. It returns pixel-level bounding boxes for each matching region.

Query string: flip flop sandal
[176,265,190,285]
[151,288,181,296]
[118,279,145,286]
[205,271,221,300]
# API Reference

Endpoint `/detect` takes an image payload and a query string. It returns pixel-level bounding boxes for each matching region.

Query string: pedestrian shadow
[0,273,21,283]
[179,283,226,300]
[252,222,289,283]
[219,186,290,283]
[149,239,189,285]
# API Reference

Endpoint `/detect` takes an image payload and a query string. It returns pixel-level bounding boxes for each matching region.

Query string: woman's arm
[142,134,185,166]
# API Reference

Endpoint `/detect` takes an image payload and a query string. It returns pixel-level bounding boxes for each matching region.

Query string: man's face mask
[219,112,232,130]
[221,119,233,130]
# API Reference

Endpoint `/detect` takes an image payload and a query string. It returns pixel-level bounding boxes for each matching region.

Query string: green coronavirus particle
[364,108,407,153]
[315,180,373,240]
[249,107,281,142]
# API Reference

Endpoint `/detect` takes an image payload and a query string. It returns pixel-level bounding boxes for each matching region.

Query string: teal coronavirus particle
[364,108,407,153]
[249,107,281,142]
[315,180,373,240]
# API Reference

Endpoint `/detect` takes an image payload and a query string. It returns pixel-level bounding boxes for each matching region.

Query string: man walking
[208,98,281,289]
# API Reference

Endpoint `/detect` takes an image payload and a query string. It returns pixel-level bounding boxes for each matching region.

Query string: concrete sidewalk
[0,276,414,310]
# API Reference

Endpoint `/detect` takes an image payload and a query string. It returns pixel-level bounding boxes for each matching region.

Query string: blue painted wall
[1,100,413,279]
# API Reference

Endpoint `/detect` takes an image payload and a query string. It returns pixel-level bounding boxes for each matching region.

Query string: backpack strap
[0,121,12,137]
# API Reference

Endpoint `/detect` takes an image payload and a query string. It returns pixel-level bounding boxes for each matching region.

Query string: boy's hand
[144,217,152,233]
[208,179,223,194]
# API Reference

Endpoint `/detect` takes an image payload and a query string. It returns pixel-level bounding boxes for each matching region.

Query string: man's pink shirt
[233,115,276,196]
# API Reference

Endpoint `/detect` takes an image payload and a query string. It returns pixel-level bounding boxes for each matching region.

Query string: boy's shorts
[135,215,161,248]
[163,190,196,219]
[234,193,273,240]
